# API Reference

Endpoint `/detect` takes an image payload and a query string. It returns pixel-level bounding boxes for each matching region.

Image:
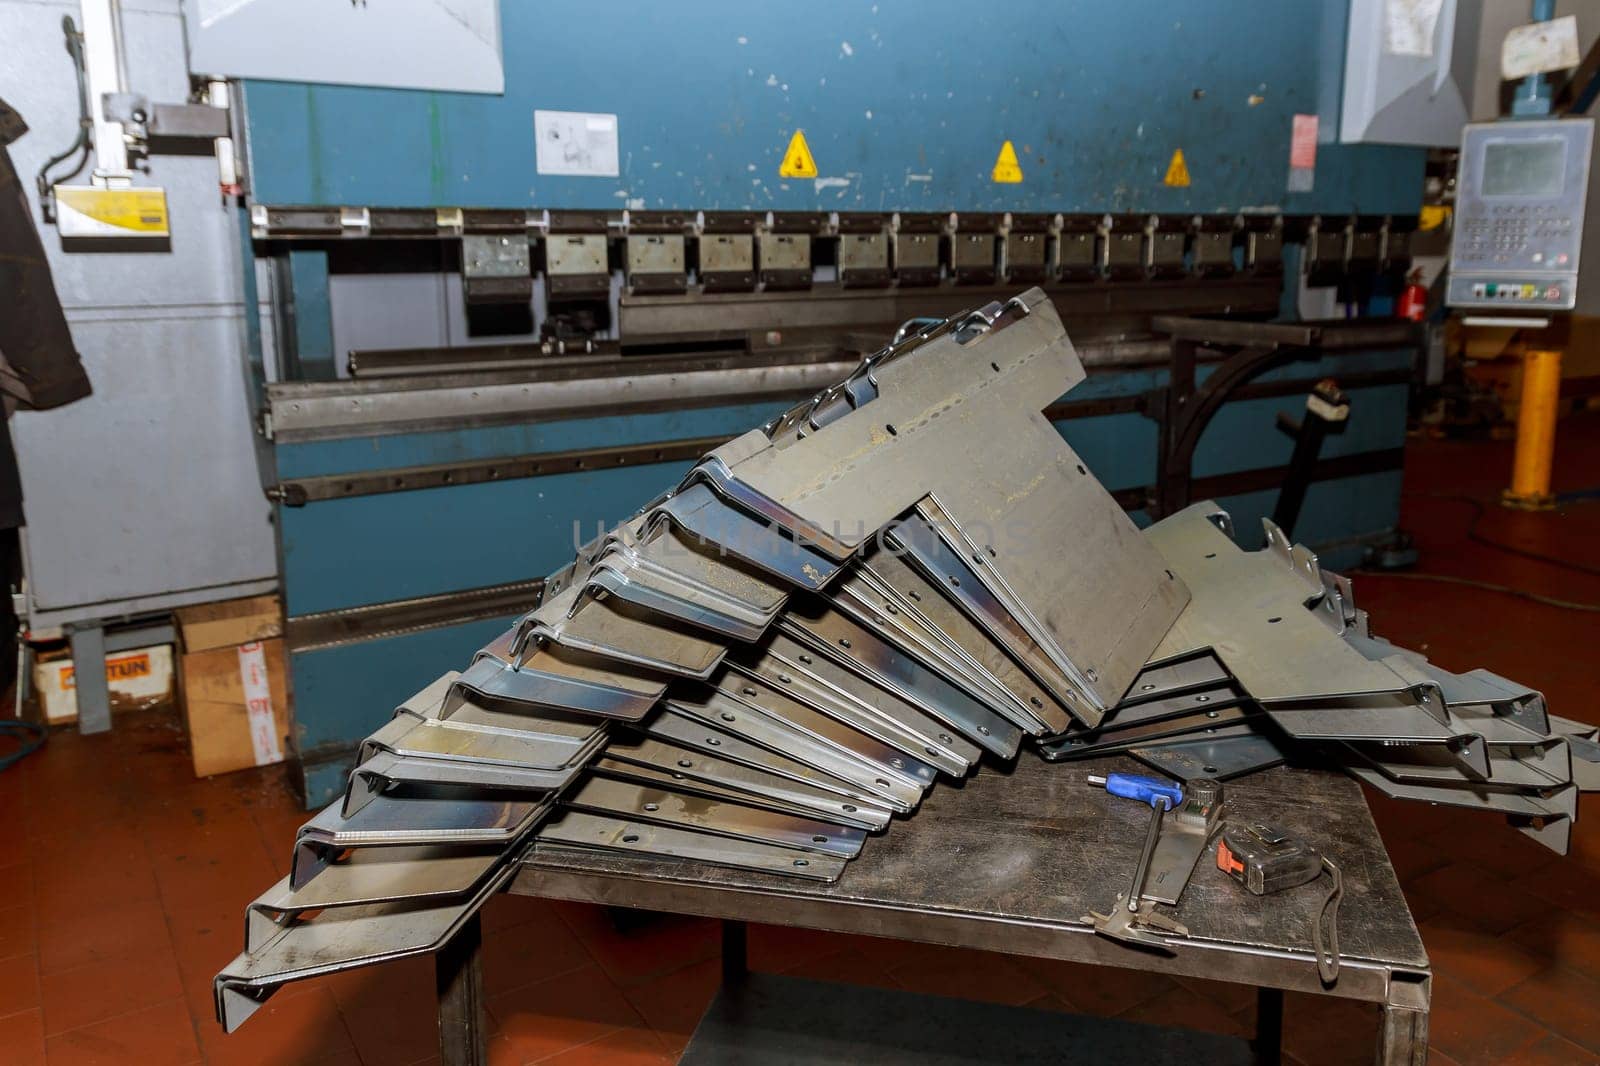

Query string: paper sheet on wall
[535,110,621,177]
[1502,16,1581,80]
[1384,0,1444,57]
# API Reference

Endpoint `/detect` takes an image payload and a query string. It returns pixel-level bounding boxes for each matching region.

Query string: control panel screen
[1447,118,1594,312]
[1482,139,1566,199]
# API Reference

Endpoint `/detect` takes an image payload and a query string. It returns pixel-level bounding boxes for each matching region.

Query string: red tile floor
[4,413,1600,1065]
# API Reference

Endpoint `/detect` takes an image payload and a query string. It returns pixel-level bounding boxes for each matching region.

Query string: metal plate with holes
[546,234,608,276]
[674,681,930,807]
[562,776,866,857]
[1149,505,1441,705]
[451,650,665,722]
[537,811,847,881]
[344,751,569,816]
[775,596,1022,758]
[596,736,893,830]
[850,549,1069,733]
[214,866,515,1033]
[693,289,1188,720]
[745,631,980,775]
[1130,728,1289,782]
[591,752,890,832]
[701,234,754,272]
[641,708,912,812]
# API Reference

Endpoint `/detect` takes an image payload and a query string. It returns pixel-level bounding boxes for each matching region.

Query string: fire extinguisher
[1398,269,1428,322]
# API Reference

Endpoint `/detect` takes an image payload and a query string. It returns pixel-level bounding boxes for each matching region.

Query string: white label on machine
[1502,16,1580,80]
[237,641,283,766]
[535,110,620,177]
[1383,0,1443,57]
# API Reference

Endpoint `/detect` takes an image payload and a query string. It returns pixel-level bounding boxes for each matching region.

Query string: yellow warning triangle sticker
[991,140,1023,184]
[779,130,818,179]
[1164,149,1191,187]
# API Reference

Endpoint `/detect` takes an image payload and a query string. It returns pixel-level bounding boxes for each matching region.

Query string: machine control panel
[1447,118,1594,312]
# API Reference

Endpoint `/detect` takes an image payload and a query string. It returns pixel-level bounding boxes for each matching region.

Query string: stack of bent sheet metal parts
[215,287,1598,1031]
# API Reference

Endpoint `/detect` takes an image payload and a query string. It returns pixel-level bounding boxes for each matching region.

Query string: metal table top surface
[514,753,1428,1003]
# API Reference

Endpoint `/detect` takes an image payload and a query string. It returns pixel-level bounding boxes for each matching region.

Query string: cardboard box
[175,595,291,778]
[175,593,281,653]
[33,644,175,724]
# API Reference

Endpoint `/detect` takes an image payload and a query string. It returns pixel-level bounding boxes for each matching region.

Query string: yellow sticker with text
[991,140,1023,184]
[779,130,818,178]
[1164,149,1191,187]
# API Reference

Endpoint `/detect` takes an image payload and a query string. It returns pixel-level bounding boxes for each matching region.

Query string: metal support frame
[436,914,485,1066]
[1147,317,1416,519]
[66,624,110,735]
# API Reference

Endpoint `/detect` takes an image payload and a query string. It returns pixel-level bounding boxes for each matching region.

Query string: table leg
[1253,987,1283,1066]
[721,919,748,986]
[68,624,111,735]
[1376,972,1430,1065]
[437,914,486,1066]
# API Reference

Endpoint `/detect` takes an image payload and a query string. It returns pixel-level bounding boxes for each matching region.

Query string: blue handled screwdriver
[1089,772,1184,914]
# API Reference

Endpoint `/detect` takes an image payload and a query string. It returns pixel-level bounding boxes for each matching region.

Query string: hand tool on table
[1142,777,1227,905]
[1217,821,1344,984]
[1082,772,1189,949]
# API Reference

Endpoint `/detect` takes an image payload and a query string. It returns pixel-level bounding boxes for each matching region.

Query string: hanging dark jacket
[0,95,93,411]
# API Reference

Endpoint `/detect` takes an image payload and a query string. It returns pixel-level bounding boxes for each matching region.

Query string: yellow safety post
[1503,348,1562,510]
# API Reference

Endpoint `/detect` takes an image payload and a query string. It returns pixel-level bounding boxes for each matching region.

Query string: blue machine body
[238,1,1421,805]
[241,0,1419,215]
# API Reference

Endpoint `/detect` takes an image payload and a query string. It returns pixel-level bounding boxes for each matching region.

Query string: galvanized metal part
[536,810,848,881]
[217,288,1592,1033]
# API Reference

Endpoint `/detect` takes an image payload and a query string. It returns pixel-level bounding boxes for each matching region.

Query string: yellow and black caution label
[53,185,170,238]
[1163,149,1191,188]
[779,130,818,179]
[991,140,1024,184]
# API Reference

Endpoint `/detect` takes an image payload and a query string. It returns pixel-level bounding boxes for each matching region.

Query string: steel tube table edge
[507,860,1428,1009]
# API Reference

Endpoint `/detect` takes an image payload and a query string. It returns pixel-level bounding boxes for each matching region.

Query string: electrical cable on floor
[0,719,45,772]
[1404,491,1600,579]
[1353,569,1600,612]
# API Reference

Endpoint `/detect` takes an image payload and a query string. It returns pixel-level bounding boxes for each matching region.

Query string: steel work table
[435,754,1430,1064]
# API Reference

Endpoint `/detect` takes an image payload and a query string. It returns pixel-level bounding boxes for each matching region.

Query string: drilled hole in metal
[843,804,858,812]
[742,686,757,696]
[798,654,813,664]
[1196,695,1212,703]
[622,834,640,843]
[1030,696,1043,707]
[1267,616,1282,624]
[907,589,922,601]
[812,835,827,843]
[979,725,991,736]
[939,733,953,743]
[924,746,939,757]
[949,576,960,587]
[643,803,659,812]
[677,759,693,768]
[1076,464,1086,475]
[706,737,722,746]
[1203,765,1219,774]
[1140,683,1155,691]
[885,424,898,436]
[1205,552,1217,559]
[839,637,851,648]
[875,778,890,787]
[794,858,809,867]
[778,673,792,684]
[720,712,736,722]
[890,758,904,769]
